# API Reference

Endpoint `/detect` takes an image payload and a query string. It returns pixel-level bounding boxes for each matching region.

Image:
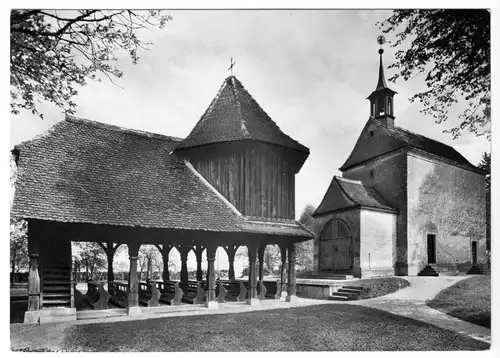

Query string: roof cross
[228,57,236,76]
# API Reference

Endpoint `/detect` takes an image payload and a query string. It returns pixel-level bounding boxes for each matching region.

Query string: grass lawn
[355,277,410,299]
[427,275,490,328]
[11,304,488,352]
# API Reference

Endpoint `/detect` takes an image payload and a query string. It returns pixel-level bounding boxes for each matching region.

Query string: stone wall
[407,152,487,275]
[342,149,408,274]
[313,209,361,277]
[359,209,397,277]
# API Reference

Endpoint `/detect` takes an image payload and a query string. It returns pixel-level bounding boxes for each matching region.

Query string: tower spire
[376,48,389,91]
[367,35,397,127]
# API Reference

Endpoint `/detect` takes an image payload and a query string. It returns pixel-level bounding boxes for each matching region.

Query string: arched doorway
[319,219,353,272]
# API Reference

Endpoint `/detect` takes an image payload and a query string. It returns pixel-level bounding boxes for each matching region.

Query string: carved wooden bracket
[216,282,227,303]
[171,282,184,305]
[194,281,206,304]
[258,281,267,300]
[236,282,247,302]
[147,282,161,307]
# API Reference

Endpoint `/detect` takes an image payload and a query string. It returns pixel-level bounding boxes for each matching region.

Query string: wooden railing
[108,281,128,308]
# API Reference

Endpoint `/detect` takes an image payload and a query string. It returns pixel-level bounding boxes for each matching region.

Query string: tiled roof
[336,177,395,211]
[176,76,309,154]
[11,116,312,239]
[313,176,395,216]
[340,118,478,171]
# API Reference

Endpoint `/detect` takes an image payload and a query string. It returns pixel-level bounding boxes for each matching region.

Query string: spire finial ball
[378,48,384,55]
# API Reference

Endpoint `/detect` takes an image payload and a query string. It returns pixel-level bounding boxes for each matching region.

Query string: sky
[9,9,492,274]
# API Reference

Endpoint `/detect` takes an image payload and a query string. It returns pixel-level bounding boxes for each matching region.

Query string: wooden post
[180,247,189,293]
[159,245,171,282]
[206,244,218,308]
[27,254,40,311]
[106,244,114,282]
[247,243,259,304]
[224,245,238,281]
[127,242,141,315]
[195,247,204,282]
[280,245,287,284]
[286,243,298,303]
[258,244,266,282]
[24,225,41,324]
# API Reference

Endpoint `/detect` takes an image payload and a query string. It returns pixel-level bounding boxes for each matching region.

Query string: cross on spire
[228,58,236,76]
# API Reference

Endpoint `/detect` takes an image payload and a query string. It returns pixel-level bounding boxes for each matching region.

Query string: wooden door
[320,239,335,271]
[472,241,478,265]
[427,234,436,264]
[333,237,351,270]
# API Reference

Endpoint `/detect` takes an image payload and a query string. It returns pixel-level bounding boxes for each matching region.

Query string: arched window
[320,219,351,241]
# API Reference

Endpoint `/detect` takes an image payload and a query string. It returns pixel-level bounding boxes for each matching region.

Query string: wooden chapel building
[11,75,313,323]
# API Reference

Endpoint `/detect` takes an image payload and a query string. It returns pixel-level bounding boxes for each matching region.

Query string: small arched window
[320,219,351,240]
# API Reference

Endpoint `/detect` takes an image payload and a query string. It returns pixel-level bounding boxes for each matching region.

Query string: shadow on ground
[11,304,489,352]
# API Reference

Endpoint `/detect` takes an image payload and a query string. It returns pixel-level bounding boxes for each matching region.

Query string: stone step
[332,291,356,298]
[417,272,439,276]
[343,285,364,290]
[466,266,485,275]
[338,288,363,294]
[77,308,127,320]
[328,295,349,301]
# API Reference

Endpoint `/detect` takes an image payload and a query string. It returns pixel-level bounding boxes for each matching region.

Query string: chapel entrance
[471,241,478,265]
[427,234,436,264]
[319,219,352,272]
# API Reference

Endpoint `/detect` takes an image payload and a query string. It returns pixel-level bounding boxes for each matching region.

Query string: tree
[478,152,491,251]
[73,242,107,281]
[10,153,28,283]
[379,10,490,139]
[10,10,171,118]
[10,217,28,283]
[138,245,161,281]
[296,204,316,271]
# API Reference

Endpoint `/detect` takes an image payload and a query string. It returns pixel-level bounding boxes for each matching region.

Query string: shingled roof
[313,176,396,217]
[176,76,309,154]
[11,116,312,238]
[340,117,478,171]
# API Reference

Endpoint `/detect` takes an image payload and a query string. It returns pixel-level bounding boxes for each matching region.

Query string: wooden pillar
[228,247,236,281]
[280,245,287,284]
[286,243,298,303]
[206,244,218,308]
[127,242,141,315]
[224,246,238,281]
[258,244,266,282]
[156,244,171,282]
[180,247,189,293]
[247,244,258,302]
[195,246,204,282]
[24,227,41,323]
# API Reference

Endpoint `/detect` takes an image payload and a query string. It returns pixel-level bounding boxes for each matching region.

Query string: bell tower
[367,36,397,128]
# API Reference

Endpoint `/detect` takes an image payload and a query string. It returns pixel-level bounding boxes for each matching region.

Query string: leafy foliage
[478,152,491,250]
[10,217,29,280]
[296,204,315,271]
[10,10,171,118]
[73,242,107,281]
[380,10,490,139]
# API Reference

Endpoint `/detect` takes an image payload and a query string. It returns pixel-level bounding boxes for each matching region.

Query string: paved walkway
[347,276,491,344]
